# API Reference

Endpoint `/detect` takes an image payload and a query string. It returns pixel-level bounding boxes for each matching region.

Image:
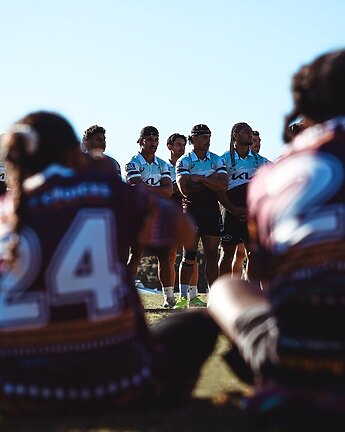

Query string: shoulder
[256,154,272,165]
[125,155,140,172]
[209,151,223,161]
[220,151,230,162]
[209,152,227,169]
[176,154,192,173]
[155,156,169,167]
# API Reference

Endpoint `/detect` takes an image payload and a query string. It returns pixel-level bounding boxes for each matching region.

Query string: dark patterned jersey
[0,159,179,402]
[247,117,345,382]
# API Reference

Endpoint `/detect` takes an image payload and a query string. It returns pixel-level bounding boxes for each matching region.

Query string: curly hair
[283,49,345,142]
[82,125,106,142]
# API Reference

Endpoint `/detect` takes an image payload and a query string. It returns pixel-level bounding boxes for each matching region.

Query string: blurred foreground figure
[209,49,345,417]
[0,111,218,415]
[82,124,122,177]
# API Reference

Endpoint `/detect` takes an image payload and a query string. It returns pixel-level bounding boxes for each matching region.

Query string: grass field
[0,293,341,432]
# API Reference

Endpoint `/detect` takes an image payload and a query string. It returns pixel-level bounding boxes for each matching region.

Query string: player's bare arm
[128,176,173,198]
[177,173,202,195]
[197,172,228,192]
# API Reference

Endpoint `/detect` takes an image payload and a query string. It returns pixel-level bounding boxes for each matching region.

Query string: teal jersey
[176,150,227,177]
[125,153,171,187]
[167,161,176,185]
[221,148,270,191]
[176,150,227,213]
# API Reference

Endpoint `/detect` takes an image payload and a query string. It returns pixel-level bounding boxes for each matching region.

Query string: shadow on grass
[1,395,343,432]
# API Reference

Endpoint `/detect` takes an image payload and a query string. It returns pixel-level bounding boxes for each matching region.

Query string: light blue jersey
[125,153,171,186]
[167,161,177,185]
[176,150,227,178]
[221,149,270,190]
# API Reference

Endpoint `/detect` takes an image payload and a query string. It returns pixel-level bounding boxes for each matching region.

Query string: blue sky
[1,0,344,171]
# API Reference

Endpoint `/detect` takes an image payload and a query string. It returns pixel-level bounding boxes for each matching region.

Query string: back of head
[0,111,80,266]
[284,49,345,142]
[82,125,106,152]
[1,111,80,177]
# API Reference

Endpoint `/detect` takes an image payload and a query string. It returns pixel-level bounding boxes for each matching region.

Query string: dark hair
[82,125,106,152]
[283,49,345,142]
[229,122,250,159]
[252,130,260,137]
[0,111,80,266]
[82,125,106,142]
[167,133,187,146]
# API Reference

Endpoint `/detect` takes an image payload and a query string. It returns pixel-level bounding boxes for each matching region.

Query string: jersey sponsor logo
[231,172,255,181]
[145,178,161,186]
[125,163,136,171]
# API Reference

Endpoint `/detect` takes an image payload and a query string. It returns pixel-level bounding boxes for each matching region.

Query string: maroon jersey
[0,161,179,404]
[247,117,345,383]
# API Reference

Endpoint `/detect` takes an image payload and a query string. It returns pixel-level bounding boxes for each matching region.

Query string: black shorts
[187,210,221,237]
[220,208,249,246]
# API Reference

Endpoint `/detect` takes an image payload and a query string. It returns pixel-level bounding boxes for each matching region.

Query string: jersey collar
[190,150,211,161]
[137,152,159,165]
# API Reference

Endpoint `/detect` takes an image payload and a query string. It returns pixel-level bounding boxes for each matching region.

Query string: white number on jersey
[265,152,345,253]
[0,209,126,329]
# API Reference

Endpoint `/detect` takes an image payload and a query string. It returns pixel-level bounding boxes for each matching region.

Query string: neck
[140,151,155,163]
[169,155,179,166]
[233,143,249,159]
[194,148,207,159]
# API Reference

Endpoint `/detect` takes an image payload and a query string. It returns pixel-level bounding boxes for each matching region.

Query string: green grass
[142,293,250,401]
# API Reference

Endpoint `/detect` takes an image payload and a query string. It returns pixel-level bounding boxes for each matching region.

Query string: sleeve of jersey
[175,157,189,177]
[160,161,172,180]
[215,155,228,174]
[124,160,141,183]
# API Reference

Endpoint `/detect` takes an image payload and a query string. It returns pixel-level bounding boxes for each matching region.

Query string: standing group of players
[123,122,271,308]
[0,48,344,418]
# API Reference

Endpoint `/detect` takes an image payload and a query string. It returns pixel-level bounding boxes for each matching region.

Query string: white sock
[189,286,198,299]
[179,284,189,299]
[163,286,174,299]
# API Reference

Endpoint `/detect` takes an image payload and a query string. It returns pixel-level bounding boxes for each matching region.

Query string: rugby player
[82,124,122,177]
[209,48,345,415]
[125,126,175,308]
[175,124,228,308]
[166,133,199,304]
[218,122,270,277]
[0,111,219,414]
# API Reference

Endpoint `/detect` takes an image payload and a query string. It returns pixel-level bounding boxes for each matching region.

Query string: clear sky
[1,0,344,171]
